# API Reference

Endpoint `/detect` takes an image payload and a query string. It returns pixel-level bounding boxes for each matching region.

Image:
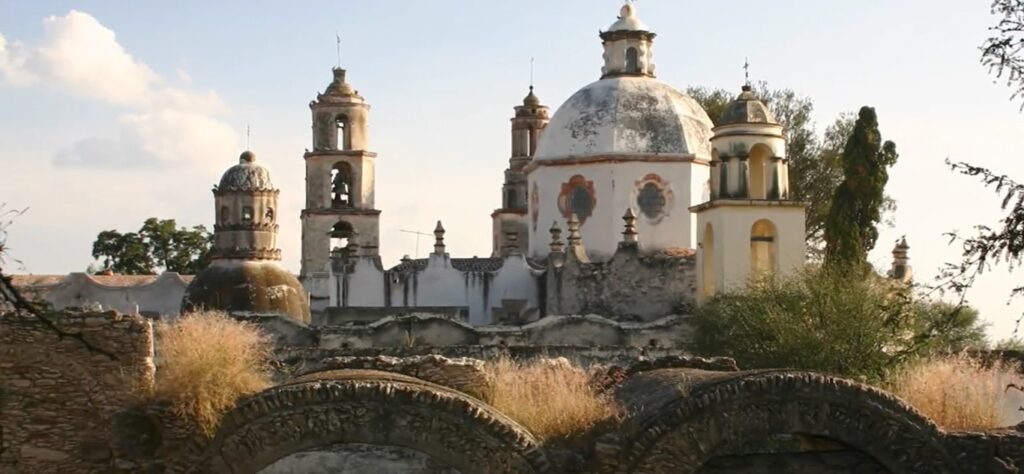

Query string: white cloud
[0,10,237,169]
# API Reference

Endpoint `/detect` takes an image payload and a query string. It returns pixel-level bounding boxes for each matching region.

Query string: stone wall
[0,310,155,473]
[546,244,697,321]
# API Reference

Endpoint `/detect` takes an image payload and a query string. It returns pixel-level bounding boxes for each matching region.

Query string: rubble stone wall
[0,310,155,473]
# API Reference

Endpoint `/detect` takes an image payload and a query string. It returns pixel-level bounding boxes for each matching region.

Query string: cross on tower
[336,33,341,68]
[744,57,751,87]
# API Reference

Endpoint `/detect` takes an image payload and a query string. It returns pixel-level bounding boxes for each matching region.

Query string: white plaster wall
[489,255,541,321]
[340,257,386,307]
[695,203,806,299]
[528,160,708,259]
[42,273,189,317]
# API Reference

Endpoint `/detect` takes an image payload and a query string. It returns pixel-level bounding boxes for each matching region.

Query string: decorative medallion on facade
[557,175,596,223]
[530,182,540,231]
[634,173,673,222]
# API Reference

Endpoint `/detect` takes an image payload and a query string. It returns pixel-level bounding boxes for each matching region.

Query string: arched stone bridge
[175,366,1007,473]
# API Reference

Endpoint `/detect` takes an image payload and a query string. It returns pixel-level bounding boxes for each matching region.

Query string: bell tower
[600,3,656,78]
[492,86,549,256]
[693,85,806,302]
[300,67,382,278]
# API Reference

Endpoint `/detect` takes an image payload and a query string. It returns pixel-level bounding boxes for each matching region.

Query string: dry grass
[481,357,621,441]
[153,312,273,436]
[887,354,1024,431]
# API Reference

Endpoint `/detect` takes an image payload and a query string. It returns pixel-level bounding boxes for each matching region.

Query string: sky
[2,1,1023,341]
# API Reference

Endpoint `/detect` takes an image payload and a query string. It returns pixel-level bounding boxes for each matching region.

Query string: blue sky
[2,1,1024,341]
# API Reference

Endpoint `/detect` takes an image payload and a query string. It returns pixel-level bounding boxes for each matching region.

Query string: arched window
[625,47,640,73]
[702,224,716,297]
[264,208,274,223]
[750,219,777,276]
[329,221,355,253]
[241,206,254,223]
[220,206,229,224]
[335,114,349,151]
[748,144,772,199]
[331,162,353,207]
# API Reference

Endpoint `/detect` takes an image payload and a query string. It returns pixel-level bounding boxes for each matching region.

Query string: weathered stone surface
[177,369,549,474]
[294,354,491,398]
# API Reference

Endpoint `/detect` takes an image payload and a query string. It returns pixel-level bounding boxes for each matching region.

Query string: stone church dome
[182,261,311,323]
[718,85,777,126]
[218,151,275,192]
[533,76,714,161]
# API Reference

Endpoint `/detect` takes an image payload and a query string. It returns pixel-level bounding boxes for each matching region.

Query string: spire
[889,236,912,282]
[549,221,565,253]
[621,208,638,244]
[433,220,446,255]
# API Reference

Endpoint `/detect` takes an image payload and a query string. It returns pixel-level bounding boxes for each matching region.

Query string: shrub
[153,312,272,436]
[886,354,1024,430]
[481,358,620,441]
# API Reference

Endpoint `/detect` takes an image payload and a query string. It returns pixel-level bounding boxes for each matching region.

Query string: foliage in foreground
[691,267,987,380]
[887,354,1023,430]
[481,358,621,441]
[152,312,272,436]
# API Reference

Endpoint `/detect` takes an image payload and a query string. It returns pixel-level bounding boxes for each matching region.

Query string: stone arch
[625,46,640,73]
[335,113,350,150]
[748,143,773,199]
[184,370,549,474]
[616,369,952,474]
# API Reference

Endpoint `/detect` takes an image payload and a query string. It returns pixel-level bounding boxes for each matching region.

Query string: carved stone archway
[179,370,549,474]
[614,369,953,474]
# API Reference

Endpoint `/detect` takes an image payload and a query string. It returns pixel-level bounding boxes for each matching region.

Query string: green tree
[691,267,988,380]
[823,106,899,268]
[92,218,211,275]
[688,84,868,254]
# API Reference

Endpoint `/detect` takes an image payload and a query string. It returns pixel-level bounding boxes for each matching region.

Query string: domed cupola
[183,150,311,323]
[525,3,714,260]
[719,85,778,126]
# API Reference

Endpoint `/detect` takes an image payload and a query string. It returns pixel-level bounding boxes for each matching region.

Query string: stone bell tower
[300,67,382,279]
[492,86,549,256]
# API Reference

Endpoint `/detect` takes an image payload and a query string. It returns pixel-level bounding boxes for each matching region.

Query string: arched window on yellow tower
[702,223,716,297]
[750,219,777,276]
[748,144,772,199]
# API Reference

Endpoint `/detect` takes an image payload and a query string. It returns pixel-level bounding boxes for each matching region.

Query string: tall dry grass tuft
[481,358,621,441]
[153,312,273,436]
[887,354,1024,431]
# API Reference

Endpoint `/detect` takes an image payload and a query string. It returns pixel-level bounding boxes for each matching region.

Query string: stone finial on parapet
[621,207,639,245]
[434,220,446,255]
[504,231,521,256]
[889,236,912,282]
[549,221,565,254]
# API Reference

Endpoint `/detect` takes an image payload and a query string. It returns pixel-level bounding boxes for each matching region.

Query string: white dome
[607,4,648,32]
[534,76,714,161]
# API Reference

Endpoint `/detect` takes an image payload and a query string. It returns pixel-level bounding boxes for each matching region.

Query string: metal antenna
[744,57,751,87]
[400,229,432,258]
[336,32,342,68]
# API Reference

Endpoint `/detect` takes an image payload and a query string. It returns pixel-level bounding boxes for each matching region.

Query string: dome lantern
[599,3,656,79]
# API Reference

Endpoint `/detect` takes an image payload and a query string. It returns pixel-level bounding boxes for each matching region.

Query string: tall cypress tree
[824,106,899,268]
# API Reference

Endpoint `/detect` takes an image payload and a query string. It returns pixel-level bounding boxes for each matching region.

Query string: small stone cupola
[600,3,656,78]
[184,150,311,323]
[709,85,789,201]
[212,150,281,261]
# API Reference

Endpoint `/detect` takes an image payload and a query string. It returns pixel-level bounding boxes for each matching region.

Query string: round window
[569,185,593,220]
[637,182,666,218]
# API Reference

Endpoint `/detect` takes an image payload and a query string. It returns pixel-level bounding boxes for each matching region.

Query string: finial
[549,221,564,253]
[336,32,342,69]
[621,0,636,18]
[245,124,251,150]
[433,220,446,255]
[530,56,535,89]
[622,208,638,244]
[239,150,255,164]
[566,214,582,247]
[743,57,751,88]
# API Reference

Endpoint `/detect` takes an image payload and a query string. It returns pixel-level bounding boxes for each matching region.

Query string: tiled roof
[387,257,505,273]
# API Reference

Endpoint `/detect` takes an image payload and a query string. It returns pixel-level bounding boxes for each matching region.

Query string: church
[15,4,808,326]
[247,2,806,325]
